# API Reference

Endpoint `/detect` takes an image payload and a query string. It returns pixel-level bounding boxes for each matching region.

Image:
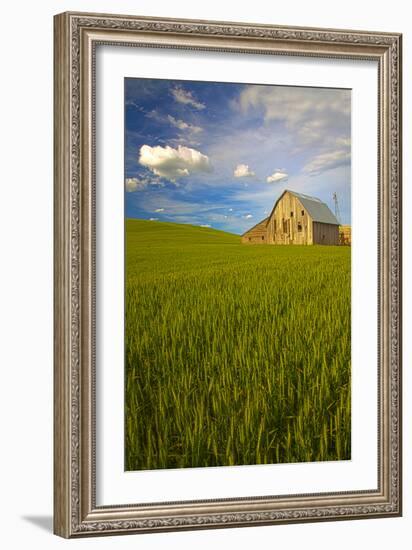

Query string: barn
[241,190,340,246]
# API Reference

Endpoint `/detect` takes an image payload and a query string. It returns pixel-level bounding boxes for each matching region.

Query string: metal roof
[269,190,339,225]
[291,191,339,225]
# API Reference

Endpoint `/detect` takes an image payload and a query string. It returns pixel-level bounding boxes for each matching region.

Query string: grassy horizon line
[125,217,242,237]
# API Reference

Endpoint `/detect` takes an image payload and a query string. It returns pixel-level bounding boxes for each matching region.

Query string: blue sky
[125,78,351,234]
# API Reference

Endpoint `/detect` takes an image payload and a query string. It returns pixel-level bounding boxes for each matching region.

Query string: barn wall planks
[313,222,339,245]
[267,192,312,245]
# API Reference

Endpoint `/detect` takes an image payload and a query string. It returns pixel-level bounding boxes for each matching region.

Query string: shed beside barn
[241,218,269,244]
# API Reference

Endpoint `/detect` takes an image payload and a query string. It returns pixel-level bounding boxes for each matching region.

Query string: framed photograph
[53,11,402,538]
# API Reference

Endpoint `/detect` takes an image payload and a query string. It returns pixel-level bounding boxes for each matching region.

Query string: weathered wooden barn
[241,190,340,245]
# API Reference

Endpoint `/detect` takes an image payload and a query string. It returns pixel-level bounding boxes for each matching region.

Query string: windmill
[332,192,341,224]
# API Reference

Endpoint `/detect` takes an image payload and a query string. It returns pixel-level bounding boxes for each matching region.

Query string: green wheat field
[125,219,351,471]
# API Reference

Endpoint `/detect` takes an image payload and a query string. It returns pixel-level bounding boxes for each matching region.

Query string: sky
[125,78,351,235]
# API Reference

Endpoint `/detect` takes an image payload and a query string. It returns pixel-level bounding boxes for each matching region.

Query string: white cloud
[139,144,212,182]
[167,137,202,148]
[244,214,253,219]
[146,111,203,134]
[266,170,288,184]
[125,175,162,192]
[167,115,203,134]
[234,163,255,178]
[125,178,139,192]
[336,137,351,148]
[154,208,165,212]
[149,217,159,221]
[125,177,146,192]
[145,109,164,123]
[303,149,350,176]
[171,86,206,110]
[235,86,350,148]
[125,100,146,112]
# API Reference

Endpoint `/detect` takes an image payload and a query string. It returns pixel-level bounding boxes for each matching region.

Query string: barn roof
[268,190,339,225]
[241,217,269,237]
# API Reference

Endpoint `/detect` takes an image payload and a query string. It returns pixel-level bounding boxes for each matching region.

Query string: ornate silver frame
[53,11,402,538]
